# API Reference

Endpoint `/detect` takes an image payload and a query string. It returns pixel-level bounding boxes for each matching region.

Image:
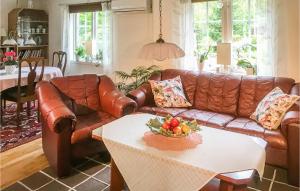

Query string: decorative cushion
[250,87,300,130]
[149,76,192,108]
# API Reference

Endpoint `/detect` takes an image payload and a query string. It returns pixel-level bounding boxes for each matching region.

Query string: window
[193,0,267,69]
[69,3,104,62]
[193,1,222,65]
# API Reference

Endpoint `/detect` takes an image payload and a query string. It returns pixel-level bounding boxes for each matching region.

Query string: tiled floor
[3,152,299,191]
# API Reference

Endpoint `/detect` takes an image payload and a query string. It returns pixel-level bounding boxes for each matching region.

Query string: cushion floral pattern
[250,87,300,130]
[149,76,192,108]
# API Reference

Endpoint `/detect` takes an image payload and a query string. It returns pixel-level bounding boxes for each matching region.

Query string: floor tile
[74,178,107,191]
[42,167,58,179]
[58,169,89,187]
[91,152,111,164]
[249,176,271,191]
[76,160,105,175]
[272,182,299,191]
[274,167,288,184]
[263,165,276,179]
[2,182,29,191]
[20,172,52,190]
[103,186,110,191]
[37,181,69,191]
[72,158,90,168]
[93,167,111,184]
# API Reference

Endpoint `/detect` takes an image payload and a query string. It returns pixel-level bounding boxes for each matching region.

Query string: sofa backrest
[50,74,100,115]
[194,72,242,116]
[238,76,295,117]
[161,69,198,106]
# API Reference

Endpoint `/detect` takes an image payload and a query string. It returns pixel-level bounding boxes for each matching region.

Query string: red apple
[162,122,170,130]
[170,118,180,127]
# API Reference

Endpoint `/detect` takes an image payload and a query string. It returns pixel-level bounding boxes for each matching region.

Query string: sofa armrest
[128,83,154,108]
[36,81,76,133]
[281,111,300,137]
[99,75,137,118]
[280,111,300,186]
[101,90,137,118]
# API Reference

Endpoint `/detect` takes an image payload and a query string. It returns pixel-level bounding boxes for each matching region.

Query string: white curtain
[60,5,70,74]
[255,0,275,76]
[101,1,113,77]
[180,0,197,70]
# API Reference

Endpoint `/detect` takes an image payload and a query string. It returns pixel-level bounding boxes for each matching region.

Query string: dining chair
[0,57,45,127]
[52,51,67,76]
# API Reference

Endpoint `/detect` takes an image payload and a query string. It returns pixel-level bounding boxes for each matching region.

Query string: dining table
[0,66,63,92]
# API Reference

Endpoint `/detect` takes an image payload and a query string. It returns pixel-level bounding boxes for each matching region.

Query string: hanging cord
[156,0,165,43]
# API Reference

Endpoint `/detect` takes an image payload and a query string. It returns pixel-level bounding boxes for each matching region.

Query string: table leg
[110,159,125,191]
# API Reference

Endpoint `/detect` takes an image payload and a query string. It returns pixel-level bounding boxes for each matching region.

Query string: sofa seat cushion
[139,106,187,117]
[177,109,234,128]
[225,118,287,150]
[71,111,116,144]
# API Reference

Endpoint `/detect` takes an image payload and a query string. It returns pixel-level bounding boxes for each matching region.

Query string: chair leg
[0,98,3,126]
[3,99,6,109]
[37,101,40,123]
[17,103,21,128]
[27,101,31,117]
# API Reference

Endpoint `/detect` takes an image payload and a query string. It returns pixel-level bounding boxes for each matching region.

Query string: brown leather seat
[178,109,234,129]
[139,106,188,117]
[128,69,300,186]
[71,111,116,144]
[36,74,137,177]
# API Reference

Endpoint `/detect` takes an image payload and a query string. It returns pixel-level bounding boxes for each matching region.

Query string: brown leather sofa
[36,74,137,177]
[128,69,300,186]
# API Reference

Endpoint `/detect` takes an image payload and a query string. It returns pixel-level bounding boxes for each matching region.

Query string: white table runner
[102,113,266,191]
[0,66,62,91]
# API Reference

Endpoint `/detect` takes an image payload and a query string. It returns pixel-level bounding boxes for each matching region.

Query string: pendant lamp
[139,0,185,61]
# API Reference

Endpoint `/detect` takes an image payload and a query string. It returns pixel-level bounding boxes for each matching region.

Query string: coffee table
[92,114,267,191]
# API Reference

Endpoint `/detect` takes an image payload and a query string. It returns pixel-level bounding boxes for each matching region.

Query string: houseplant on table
[3,51,18,74]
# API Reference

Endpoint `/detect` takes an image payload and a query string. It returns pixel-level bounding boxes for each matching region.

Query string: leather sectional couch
[128,69,300,186]
[36,74,137,177]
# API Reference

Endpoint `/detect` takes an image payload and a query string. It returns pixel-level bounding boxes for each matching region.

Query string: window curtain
[180,0,197,70]
[60,5,70,74]
[101,1,113,77]
[255,0,275,76]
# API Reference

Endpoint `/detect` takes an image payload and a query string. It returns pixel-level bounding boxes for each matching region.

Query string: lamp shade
[217,43,231,65]
[139,42,185,61]
[85,40,96,56]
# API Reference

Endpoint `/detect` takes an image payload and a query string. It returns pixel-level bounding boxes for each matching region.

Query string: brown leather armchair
[36,74,137,177]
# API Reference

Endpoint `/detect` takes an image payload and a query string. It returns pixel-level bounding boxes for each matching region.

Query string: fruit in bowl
[146,115,200,137]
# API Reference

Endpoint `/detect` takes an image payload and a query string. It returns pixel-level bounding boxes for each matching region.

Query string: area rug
[0,103,42,152]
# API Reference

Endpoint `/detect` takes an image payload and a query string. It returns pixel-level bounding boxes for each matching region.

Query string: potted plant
[195,46,211,71]
[75,46,85,62]
[115,65,161,94]
[3,51,18,74]
[236,59,256,75]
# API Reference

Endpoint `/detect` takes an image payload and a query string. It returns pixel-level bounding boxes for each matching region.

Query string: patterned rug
[0,103,42,152]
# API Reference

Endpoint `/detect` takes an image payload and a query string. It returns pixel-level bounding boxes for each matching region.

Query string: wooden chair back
[18,57,45,100]
[52,51,67,76]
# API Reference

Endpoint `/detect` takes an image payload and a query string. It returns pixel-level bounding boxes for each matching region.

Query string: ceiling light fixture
[139,0,185,61]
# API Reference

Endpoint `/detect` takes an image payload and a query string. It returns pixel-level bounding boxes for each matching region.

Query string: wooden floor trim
[0,138,49,189]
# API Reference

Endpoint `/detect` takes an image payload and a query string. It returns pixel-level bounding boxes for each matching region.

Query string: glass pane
[232,0,266,70]
[193,1,222,65]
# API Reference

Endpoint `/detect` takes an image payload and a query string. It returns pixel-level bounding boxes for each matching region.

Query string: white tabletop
[99,113,266,191]
[0,66,63,91]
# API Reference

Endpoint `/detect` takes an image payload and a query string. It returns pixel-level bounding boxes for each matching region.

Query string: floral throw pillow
[250,87,300,130]
[149,76,192,108]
